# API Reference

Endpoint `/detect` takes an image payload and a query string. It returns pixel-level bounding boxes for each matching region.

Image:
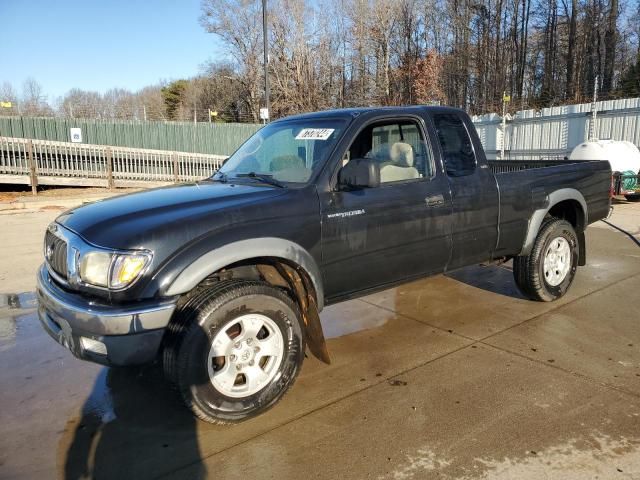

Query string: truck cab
[317,107,500,299]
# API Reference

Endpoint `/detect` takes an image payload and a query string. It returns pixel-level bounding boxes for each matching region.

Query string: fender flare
[520,188,588,256]
[165,237,325,310]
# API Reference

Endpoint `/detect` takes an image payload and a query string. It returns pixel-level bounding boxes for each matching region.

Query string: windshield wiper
[211,171,228,183]
[234,172,286,188]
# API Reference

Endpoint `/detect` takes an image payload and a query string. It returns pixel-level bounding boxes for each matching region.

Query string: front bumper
[36,265,177,366]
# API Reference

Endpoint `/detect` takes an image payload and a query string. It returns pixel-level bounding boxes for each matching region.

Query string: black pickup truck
[37,106,611,423]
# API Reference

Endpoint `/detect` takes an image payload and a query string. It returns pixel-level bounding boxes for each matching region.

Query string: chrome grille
[45,230,68,279]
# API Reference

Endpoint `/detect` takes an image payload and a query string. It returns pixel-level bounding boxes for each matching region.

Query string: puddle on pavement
[320,301,392,339]
[0,292,38,352]
[0,291,37,310]
[0,311,36,353]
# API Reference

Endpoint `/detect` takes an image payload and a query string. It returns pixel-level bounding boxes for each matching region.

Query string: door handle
[425,194,445,207]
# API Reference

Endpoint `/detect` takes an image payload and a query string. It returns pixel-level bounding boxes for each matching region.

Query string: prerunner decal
[295,128,335,141]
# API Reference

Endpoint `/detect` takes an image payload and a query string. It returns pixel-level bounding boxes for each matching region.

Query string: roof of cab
[275,105,466,122]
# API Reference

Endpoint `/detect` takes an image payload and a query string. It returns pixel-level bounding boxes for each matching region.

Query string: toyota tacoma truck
[37,106,611,423]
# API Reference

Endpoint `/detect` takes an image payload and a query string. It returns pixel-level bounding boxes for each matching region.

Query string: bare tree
[199,62,246,121]
[0,82,19,116]
[59,88,105,118]
[200,0,264,121]
[136,85,167,120]
[8,0,639,123]
[565,0,578,99]
[602,0,619,94]
[21,78,53,116]
[412,50,446,104]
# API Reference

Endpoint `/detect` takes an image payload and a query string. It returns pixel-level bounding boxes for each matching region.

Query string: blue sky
[0,0,224,100]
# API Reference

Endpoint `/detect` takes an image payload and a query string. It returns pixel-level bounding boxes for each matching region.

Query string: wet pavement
[0,203,639,479]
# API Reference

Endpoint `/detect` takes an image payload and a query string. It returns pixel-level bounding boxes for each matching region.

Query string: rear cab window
[432,113,477,177]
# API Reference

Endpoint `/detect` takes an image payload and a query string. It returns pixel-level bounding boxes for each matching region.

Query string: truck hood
[56,181,288,250]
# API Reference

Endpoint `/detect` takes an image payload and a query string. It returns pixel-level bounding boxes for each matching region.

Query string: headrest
[389,142,414,167]
[270,155,304,171]
[367,144,391,162]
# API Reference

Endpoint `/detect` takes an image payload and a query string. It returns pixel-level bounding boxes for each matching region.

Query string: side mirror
[338,158,380,189]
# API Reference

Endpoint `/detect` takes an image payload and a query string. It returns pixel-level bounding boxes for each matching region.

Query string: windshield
[215,119,347,185]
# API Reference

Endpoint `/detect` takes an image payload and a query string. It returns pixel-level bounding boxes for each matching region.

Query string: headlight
[79,251,151,289]
[79,252,112,287]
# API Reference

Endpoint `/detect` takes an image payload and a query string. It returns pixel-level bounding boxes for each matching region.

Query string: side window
[432,113,476,177]
[344,120,433,184]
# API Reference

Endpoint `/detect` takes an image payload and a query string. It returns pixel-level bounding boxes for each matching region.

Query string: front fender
[164,237,325,310]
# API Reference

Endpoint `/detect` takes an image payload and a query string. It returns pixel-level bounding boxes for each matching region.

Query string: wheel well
[182,256,330,364]
[548,200,585,232]
[547,200,587,266]
[211,257,316,295]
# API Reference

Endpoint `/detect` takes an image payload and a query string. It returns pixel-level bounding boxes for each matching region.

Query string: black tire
[624,194,640,202]
[513,218,579,302]
[163,280,305,424]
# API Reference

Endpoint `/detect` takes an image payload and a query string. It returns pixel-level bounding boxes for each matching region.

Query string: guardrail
[0,137,227,193]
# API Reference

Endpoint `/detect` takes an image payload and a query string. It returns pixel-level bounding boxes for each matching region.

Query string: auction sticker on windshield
[295,128,335,140]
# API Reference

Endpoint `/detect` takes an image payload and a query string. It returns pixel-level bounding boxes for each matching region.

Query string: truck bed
[489,159,612,257]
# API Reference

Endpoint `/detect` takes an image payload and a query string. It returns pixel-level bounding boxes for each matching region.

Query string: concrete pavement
[0,201,638,479]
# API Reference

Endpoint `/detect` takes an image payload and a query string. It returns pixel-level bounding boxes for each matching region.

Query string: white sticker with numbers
[295,128,335,140]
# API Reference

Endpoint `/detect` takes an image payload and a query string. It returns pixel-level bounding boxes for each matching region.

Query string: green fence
[0,117,262,156]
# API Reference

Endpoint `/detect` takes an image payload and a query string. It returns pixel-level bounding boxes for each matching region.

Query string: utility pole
[588,75,599,142]
[143,104,147,121]
[262,0,270,123]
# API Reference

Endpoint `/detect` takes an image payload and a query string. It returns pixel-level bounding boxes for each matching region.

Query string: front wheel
[163,280,305,424]
[513,218,579,302]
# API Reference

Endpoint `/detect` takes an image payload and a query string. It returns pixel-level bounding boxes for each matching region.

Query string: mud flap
[258,263,331,364]
[578,229,586,266]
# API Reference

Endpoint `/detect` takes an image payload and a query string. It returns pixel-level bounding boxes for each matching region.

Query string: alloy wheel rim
[207,313,284,398]
[543,236,571,287]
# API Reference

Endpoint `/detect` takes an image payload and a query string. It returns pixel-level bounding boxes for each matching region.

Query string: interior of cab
[343,120,430,183]
[222,120,347,184]
[269,154,312,182]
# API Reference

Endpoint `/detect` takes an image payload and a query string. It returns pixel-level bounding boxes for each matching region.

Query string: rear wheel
[513,218,579,302]
[163,280,305,424]
[624,194,640,202]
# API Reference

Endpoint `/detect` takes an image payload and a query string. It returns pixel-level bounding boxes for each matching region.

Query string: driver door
[319,117,452,301]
